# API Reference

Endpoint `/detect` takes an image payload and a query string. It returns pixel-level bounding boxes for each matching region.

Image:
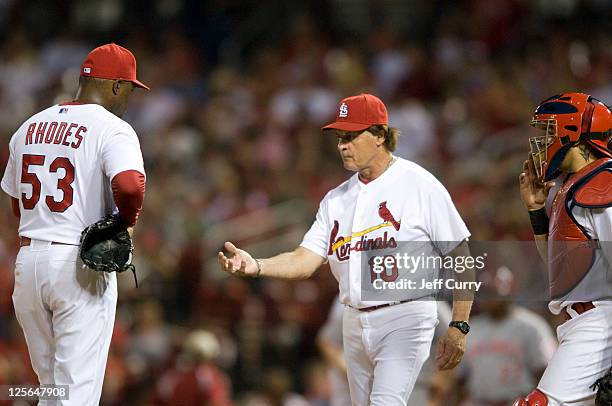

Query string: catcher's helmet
[529,92,612,181]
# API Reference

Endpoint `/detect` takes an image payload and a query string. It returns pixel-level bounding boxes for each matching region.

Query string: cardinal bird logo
[378,201,400,231]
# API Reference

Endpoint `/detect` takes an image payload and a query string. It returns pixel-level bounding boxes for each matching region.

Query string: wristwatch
[449,321,470,335]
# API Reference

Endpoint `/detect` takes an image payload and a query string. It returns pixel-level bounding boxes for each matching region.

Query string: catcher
[516,92,612,406]
[1,43,147,405]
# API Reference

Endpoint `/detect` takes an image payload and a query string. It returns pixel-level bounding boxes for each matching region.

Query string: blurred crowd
[0,0,611,404]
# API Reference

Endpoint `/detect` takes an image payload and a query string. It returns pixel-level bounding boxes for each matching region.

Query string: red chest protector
[548,158,612,298]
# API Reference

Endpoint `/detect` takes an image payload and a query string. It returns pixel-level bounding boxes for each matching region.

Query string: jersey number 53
[21,154,75,212]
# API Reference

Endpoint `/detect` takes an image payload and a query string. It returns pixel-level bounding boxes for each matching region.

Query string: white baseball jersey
[1,103,145,244]
[549,206,612,315]
[539,204,612,405]
[300,157,470,308]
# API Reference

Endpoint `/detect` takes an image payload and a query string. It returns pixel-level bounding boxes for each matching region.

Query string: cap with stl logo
[322,93,388,132]
[81,43,150,90]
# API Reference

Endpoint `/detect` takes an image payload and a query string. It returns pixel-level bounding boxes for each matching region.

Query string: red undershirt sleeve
[111,170,145,226]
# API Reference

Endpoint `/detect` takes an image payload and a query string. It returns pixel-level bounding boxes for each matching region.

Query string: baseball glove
[591,367,612,406]
[79,214,137,285]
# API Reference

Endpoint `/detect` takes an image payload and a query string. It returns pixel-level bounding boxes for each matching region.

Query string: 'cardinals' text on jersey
[301,157,469,308]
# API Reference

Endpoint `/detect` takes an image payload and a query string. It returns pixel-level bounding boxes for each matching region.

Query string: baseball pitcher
[1,43,148,405]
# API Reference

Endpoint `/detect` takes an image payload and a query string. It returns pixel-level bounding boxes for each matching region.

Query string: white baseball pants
[12,240,117,406]
[538,301,612,406]
[342,300,437,406]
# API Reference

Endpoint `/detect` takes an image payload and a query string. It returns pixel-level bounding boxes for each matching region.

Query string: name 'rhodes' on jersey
[1,103,145,245]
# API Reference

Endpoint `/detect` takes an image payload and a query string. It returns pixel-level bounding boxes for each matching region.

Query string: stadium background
[0,0,610,404]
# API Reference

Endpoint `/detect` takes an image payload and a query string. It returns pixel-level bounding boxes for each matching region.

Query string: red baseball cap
[322,93,388,131]
[81,43,150,90]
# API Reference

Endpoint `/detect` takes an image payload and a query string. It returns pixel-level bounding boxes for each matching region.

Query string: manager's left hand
[435,327,466,370]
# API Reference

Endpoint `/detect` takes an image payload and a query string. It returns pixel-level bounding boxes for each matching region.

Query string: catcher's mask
[529,92,612,181]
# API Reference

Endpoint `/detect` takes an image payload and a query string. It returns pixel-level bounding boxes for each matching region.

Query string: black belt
[356,299,412,312]
[20,237,71,247]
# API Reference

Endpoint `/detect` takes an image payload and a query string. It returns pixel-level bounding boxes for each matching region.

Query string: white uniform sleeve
[1,135,18,198]
[300,197,330,259]
[574,206,612,264]
[588,207,612,241]
[100,123,145,180]
[425,183,470,254]
[588,207,612,275]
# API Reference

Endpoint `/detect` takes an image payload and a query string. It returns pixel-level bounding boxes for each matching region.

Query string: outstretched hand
[217,242,258,277]
[519,154,555,211]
